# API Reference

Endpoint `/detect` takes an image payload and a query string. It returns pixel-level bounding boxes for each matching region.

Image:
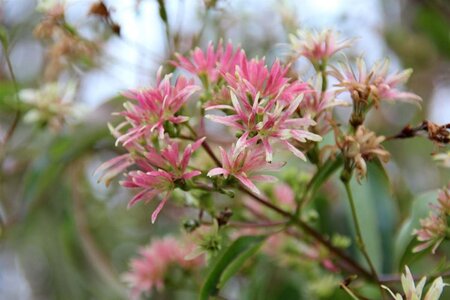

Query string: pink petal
[284,141,307,161]
[251,175,278,182]
[235,174,261,195]
[207,168,228,177]
[151,193,170,224]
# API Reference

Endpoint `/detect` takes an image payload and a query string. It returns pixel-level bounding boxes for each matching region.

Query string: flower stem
[342,180,384,298]
[1,36,21,148]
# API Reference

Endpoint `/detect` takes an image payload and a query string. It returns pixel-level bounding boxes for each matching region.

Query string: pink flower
[274,183,295,207]
[122,138,205,223]
[223,56,308,103]
[301,79,348,119]
[413,186,450,254]
[289,29,353,63]
[173,41,244,83]
[207,136,284,195]
[123,236,203,299]
[437,185,450,215]
[206,92,321,162]
[330,58,422,106]
[413,212,446,254]
[113,70,200,146]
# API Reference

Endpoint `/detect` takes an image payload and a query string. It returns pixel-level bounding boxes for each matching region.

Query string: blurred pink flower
[437,185,450,215]
[413,185,450,254]
[274,183,295,207]
[123,236,203,299]
[114,71,200,146]
[289,29,353,63]
[206,92,321,161]
[173,41,244,83]
[122,138,205,223]
[413,212,446,254]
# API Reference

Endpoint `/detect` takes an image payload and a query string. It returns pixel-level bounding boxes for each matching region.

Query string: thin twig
[71,163,126,297]
[1,39,21,147]
[343,180,384,299]
[238,186,375,282]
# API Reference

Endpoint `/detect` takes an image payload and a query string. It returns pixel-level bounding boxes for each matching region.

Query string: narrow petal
[207,168,228,177]
[235,174,261,195]
[151,193,170,224]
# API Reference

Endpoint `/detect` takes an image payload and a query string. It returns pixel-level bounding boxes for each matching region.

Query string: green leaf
[22,125,109,205]
[345,162,397,273]
[218,238,265,289]
[199,235,266,300]
[309,154,344,197]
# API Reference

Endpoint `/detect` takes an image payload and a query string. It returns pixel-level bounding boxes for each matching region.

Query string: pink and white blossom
[114,71,200,146]
[173,41,244,83]
[290,29,353,63]
[223,56,308,103]
[207,137,284,195]
[330,58,422,106]
[122,138,205,223]
[206,92,321,162]
[123,236,203,299]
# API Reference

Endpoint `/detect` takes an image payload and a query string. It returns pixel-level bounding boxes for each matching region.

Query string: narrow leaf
[199,235,266,300]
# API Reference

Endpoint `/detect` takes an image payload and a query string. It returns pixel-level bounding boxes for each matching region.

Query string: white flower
[382,266,449,300]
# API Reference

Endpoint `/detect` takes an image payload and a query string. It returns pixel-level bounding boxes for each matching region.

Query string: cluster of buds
[123,236,204,299]
[413,186,450,254]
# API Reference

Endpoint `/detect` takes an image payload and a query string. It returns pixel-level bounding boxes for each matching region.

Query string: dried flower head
[338,126,390,181]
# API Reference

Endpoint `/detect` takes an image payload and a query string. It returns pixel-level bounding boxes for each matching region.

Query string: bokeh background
[0,0,449,299]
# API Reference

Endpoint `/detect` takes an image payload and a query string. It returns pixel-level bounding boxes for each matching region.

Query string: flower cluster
[123,236,204,299]
[98,39,329,221]
[413,186,450,253]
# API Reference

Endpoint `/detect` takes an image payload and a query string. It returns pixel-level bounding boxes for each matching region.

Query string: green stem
[295,154,344,216]
[343,180,384,298]
[1,35,21,148]
[320,61,328,93]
